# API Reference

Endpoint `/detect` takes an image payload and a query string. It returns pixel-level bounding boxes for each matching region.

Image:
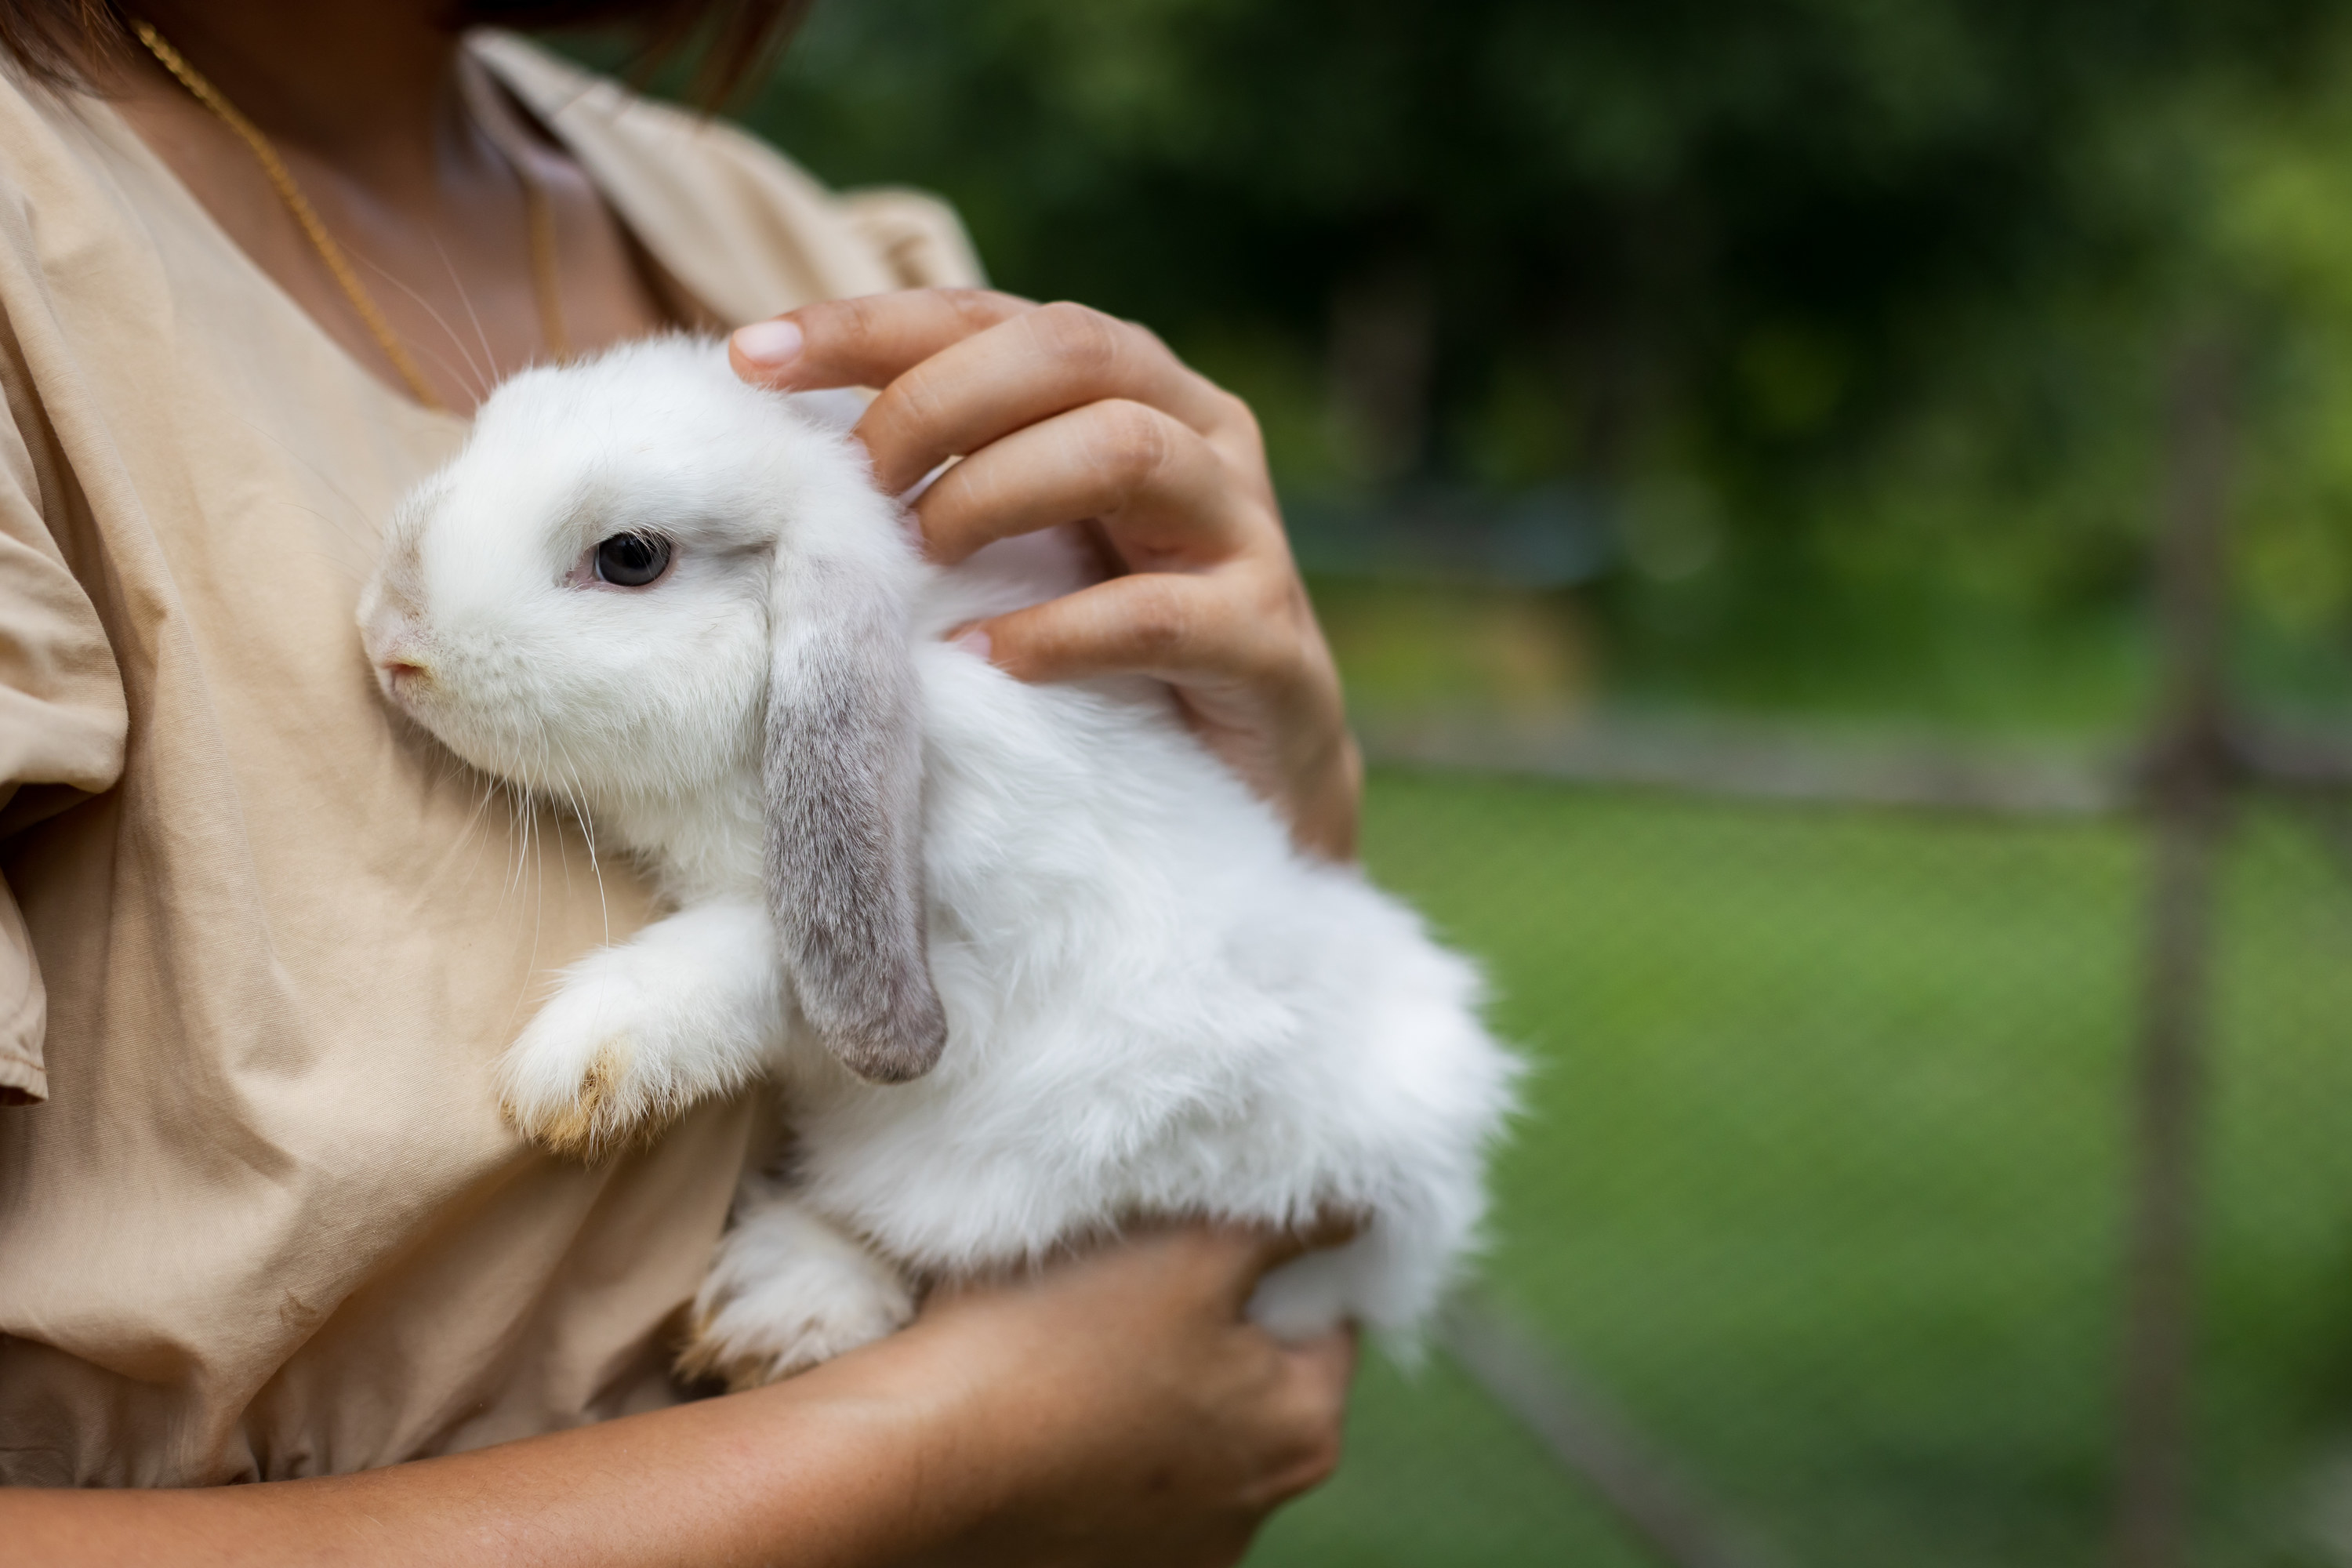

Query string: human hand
[731,290,1363,859]
[873,1223,1358,1568]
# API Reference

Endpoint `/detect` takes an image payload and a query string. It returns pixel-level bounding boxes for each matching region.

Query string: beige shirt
[0,34,981,1485]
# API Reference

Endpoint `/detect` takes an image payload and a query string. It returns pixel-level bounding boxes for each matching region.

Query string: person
[0,1,1364,1561]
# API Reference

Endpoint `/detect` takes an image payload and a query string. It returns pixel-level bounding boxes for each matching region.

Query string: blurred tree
[572,0,2352,723]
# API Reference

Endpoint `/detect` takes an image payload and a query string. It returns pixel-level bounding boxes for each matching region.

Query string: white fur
[681,1180,916,1388]
[359,336,1519,1381]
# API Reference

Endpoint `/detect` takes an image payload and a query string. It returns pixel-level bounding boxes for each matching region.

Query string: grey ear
[764,554,948,1084]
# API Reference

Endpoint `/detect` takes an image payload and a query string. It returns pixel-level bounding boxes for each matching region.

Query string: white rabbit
[358,336,1519,1388]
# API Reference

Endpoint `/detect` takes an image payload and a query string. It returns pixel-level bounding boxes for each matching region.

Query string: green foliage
[529,0,2352,721]
[2202,41,2352,655]
[702,0,2352,721]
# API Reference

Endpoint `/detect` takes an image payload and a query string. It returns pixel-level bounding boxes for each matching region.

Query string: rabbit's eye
[593,533,672,588]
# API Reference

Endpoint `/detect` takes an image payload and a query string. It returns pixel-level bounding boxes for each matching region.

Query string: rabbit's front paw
[498,975,684,1162]
[677,1203,914,1389]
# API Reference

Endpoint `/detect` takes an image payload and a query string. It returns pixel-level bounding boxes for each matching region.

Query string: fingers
[729,289,1036,396]
[914,398,1253,567]
[1171,1214,1368,1321]
[962,570,1290,691]
[1287,1322,1360,1389]
[730,294,1239,495]
[1246,1211,1368,1279]
[1243,1325,1356,1508]
[858,301,1237,493]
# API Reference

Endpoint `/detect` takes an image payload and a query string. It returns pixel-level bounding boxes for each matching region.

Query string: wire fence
[1250,738,2351,1568]
[1250,348,2352,1566]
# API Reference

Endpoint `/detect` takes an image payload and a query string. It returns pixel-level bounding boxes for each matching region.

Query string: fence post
[2111,337,2238,1568]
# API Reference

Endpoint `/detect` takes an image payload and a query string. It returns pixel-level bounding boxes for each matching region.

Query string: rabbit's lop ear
[764,540,948,1084]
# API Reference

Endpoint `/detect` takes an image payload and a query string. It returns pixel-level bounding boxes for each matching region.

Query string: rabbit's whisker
[429,233,499,401]
[361,253,491,405]
[550,737,612,947]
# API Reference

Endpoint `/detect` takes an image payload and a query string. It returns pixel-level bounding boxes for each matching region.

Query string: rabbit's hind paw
[677,1200,913,1389]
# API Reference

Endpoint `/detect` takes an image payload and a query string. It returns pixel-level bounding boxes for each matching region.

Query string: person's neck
[115,2,471,196]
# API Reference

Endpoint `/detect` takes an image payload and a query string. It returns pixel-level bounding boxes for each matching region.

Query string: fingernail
[732,319,803,369]
[950,626,993,662]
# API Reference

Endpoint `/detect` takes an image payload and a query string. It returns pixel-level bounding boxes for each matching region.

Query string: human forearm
[2,1226,1352,1568]
[2,1345,959,1568]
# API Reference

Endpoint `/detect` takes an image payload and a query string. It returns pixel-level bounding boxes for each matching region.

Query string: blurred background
[585,2,2352,1563]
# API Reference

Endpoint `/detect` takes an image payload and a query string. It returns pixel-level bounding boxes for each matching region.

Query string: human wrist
[717,1340,996,1565]
[789,1301,1104,1564]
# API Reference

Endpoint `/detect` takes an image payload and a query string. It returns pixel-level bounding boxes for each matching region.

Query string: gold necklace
[132,20,572,412]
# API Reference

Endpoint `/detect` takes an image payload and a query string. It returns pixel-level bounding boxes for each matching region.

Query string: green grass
[1252,771,2352,1568]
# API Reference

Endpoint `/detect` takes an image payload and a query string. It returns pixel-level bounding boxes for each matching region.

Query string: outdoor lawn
[1254,768,2352,1568]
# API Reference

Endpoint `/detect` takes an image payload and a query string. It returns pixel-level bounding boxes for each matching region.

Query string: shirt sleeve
[0,399,126,1105]
[836,187,989,292]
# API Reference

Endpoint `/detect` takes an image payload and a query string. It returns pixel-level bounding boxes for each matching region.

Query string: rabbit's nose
[368,624,434,693]
[377,655,432,704]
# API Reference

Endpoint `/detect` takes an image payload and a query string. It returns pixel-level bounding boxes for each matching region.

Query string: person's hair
[0,0,812,106]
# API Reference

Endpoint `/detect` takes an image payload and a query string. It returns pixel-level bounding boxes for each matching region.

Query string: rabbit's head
[359,336,946,1084]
